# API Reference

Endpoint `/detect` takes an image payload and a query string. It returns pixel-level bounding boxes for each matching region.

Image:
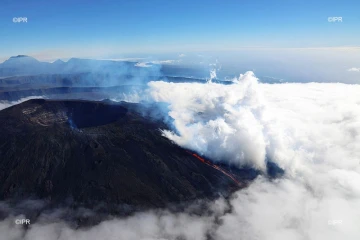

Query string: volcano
[0,99,255,216]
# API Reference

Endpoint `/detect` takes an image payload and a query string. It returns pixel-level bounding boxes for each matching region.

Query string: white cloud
[179,53,186,57]
[135,62,152,68]
[135,60,178,68]
[348,67,360,72]
[152,60,177,64]
[0,198,229,240]
[98,58,146,62]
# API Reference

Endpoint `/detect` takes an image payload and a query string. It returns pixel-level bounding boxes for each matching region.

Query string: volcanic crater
[0,99,258,218]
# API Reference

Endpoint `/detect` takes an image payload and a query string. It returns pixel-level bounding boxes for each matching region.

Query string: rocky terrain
[0,99,256,217]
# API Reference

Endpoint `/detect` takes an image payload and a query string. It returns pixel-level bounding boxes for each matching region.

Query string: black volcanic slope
[0,99,246,211]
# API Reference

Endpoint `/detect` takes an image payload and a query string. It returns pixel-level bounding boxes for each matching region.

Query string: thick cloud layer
[1,73,360,239]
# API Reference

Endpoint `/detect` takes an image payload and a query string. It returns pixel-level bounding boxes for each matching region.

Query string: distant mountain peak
[67,57,81,62]
[2,55,39,66]
[1,55,41,73]
[53,59,65,64]
[6,55,38,62]
[10,55,30,58]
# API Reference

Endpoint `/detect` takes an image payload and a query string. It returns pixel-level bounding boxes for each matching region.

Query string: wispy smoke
[0,96,45,111]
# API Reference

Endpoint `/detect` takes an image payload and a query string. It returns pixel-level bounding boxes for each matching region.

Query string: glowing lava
[186,151,242,186]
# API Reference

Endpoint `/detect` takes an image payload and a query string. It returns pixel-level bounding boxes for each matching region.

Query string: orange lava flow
[186,151,241,186]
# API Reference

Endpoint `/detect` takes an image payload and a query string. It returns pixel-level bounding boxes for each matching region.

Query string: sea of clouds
[1,72,360,239]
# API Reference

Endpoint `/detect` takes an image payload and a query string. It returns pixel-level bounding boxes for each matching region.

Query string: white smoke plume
[1,72,360,239]
[148,72,270,170]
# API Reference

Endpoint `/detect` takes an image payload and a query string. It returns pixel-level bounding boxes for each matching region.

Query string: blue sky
[0,0,359,60]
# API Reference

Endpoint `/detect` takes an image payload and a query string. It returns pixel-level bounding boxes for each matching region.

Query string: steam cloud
[1,72,360,239]
[148,72,268,170]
